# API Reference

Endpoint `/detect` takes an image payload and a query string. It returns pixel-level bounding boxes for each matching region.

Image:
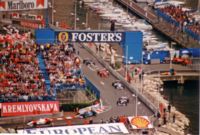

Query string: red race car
[97,68,109,78]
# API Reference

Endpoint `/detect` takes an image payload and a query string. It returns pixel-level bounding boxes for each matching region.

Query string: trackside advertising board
[18,123,129,134]
[21,21,43,29]
[56,31,123,43]
[1,101,59,117]
[128,116,153,129]
[0,0,48,11]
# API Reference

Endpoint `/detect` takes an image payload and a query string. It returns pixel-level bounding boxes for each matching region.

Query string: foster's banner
[57,31,123,43]
[0,0,48,11]
[1,101,59,116]
[18,123,129,134]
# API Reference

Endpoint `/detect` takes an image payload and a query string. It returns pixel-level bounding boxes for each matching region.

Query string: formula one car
[97,68,109,78]
[83,58,96,66]
[112,80,125,90]
[117,96,129,106]
[79,110,97,119]
[27,118,53,127]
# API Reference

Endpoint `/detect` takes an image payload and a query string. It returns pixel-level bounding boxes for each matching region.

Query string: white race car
[27,118,53,127]
[112,80,125,90]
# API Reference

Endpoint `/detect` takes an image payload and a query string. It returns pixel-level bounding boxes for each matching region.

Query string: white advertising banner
[17,123,129,135]
[128,116,153,129]
[0,0,48,11]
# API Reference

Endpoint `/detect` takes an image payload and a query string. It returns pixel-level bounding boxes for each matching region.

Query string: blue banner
[56,31,123,43]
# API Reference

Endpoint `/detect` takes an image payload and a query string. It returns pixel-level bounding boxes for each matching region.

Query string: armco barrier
[0,112,63,125]
[85,77,100,99]
[82,43,158,114]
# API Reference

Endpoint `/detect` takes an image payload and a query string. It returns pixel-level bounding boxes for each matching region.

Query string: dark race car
[117,96,129,106]
[112,80,125,90]
[79,110,97,119]
[83,58,95,66]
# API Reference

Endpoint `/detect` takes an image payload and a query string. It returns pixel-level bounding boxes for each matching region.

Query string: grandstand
[0,26,97,105]
[156,5,200,42]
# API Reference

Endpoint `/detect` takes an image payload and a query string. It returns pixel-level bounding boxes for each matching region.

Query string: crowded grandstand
[156,5,200,41]
[0,26,94,104]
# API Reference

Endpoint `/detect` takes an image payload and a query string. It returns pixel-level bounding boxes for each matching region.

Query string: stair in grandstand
[37,52,51,94]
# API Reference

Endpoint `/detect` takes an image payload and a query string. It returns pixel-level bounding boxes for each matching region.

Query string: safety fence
[54,83,86,93]
[84,77,100,99]
[156,9,200,42]
[0,96,56,103]
[0,112,63,125]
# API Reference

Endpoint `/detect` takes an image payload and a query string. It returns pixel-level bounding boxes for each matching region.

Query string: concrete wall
[190,58,200,71]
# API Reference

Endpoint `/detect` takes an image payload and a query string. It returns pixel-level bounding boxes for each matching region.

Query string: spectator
[89,118,93,124]
[163,116,167,125]
[156,112,161,119]
[168,104,171,113]
[110,20,115,31]
[159,5,200,40]
[100,119,104,123]
[173,114,176,123]
[0,29,54,103]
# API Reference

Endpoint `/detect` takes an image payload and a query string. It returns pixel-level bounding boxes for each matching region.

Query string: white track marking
[100,81,105,85]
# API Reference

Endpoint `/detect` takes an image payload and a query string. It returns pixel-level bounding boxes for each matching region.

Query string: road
[75,43,153,122]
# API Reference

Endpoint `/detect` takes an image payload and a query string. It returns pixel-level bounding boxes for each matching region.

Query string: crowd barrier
[156,9,200,41]
[54,83,86,92]
[0,112,63,125]
[185,27,200,41]
[85,77,100,99]
[0,96,56,103]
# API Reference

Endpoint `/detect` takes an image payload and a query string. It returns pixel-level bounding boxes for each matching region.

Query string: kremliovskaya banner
[0,0,48,11]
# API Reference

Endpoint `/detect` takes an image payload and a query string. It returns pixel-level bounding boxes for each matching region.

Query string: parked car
[97,68,109,78]
[83,58,95,66]
[27,118,53,127]
[117,96,129,106]
[79,110,97,118]
[172,57,192,66]
[112,80,125,90]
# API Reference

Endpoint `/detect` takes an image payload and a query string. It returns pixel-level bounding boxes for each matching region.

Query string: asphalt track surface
[75,43,153,121]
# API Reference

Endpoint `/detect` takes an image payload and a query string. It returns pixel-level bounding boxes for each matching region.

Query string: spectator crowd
[41,43,85,91]
[159,5,200,40]
[0,26,54,102]
[0,26,87,103]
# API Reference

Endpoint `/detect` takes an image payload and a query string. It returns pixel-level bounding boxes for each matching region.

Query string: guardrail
[145,69,198,75]
[85,77,100,99]
[82,43,158,114]
[0,112,63,125]
[0,96,56,103]
[115,0,157,23]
